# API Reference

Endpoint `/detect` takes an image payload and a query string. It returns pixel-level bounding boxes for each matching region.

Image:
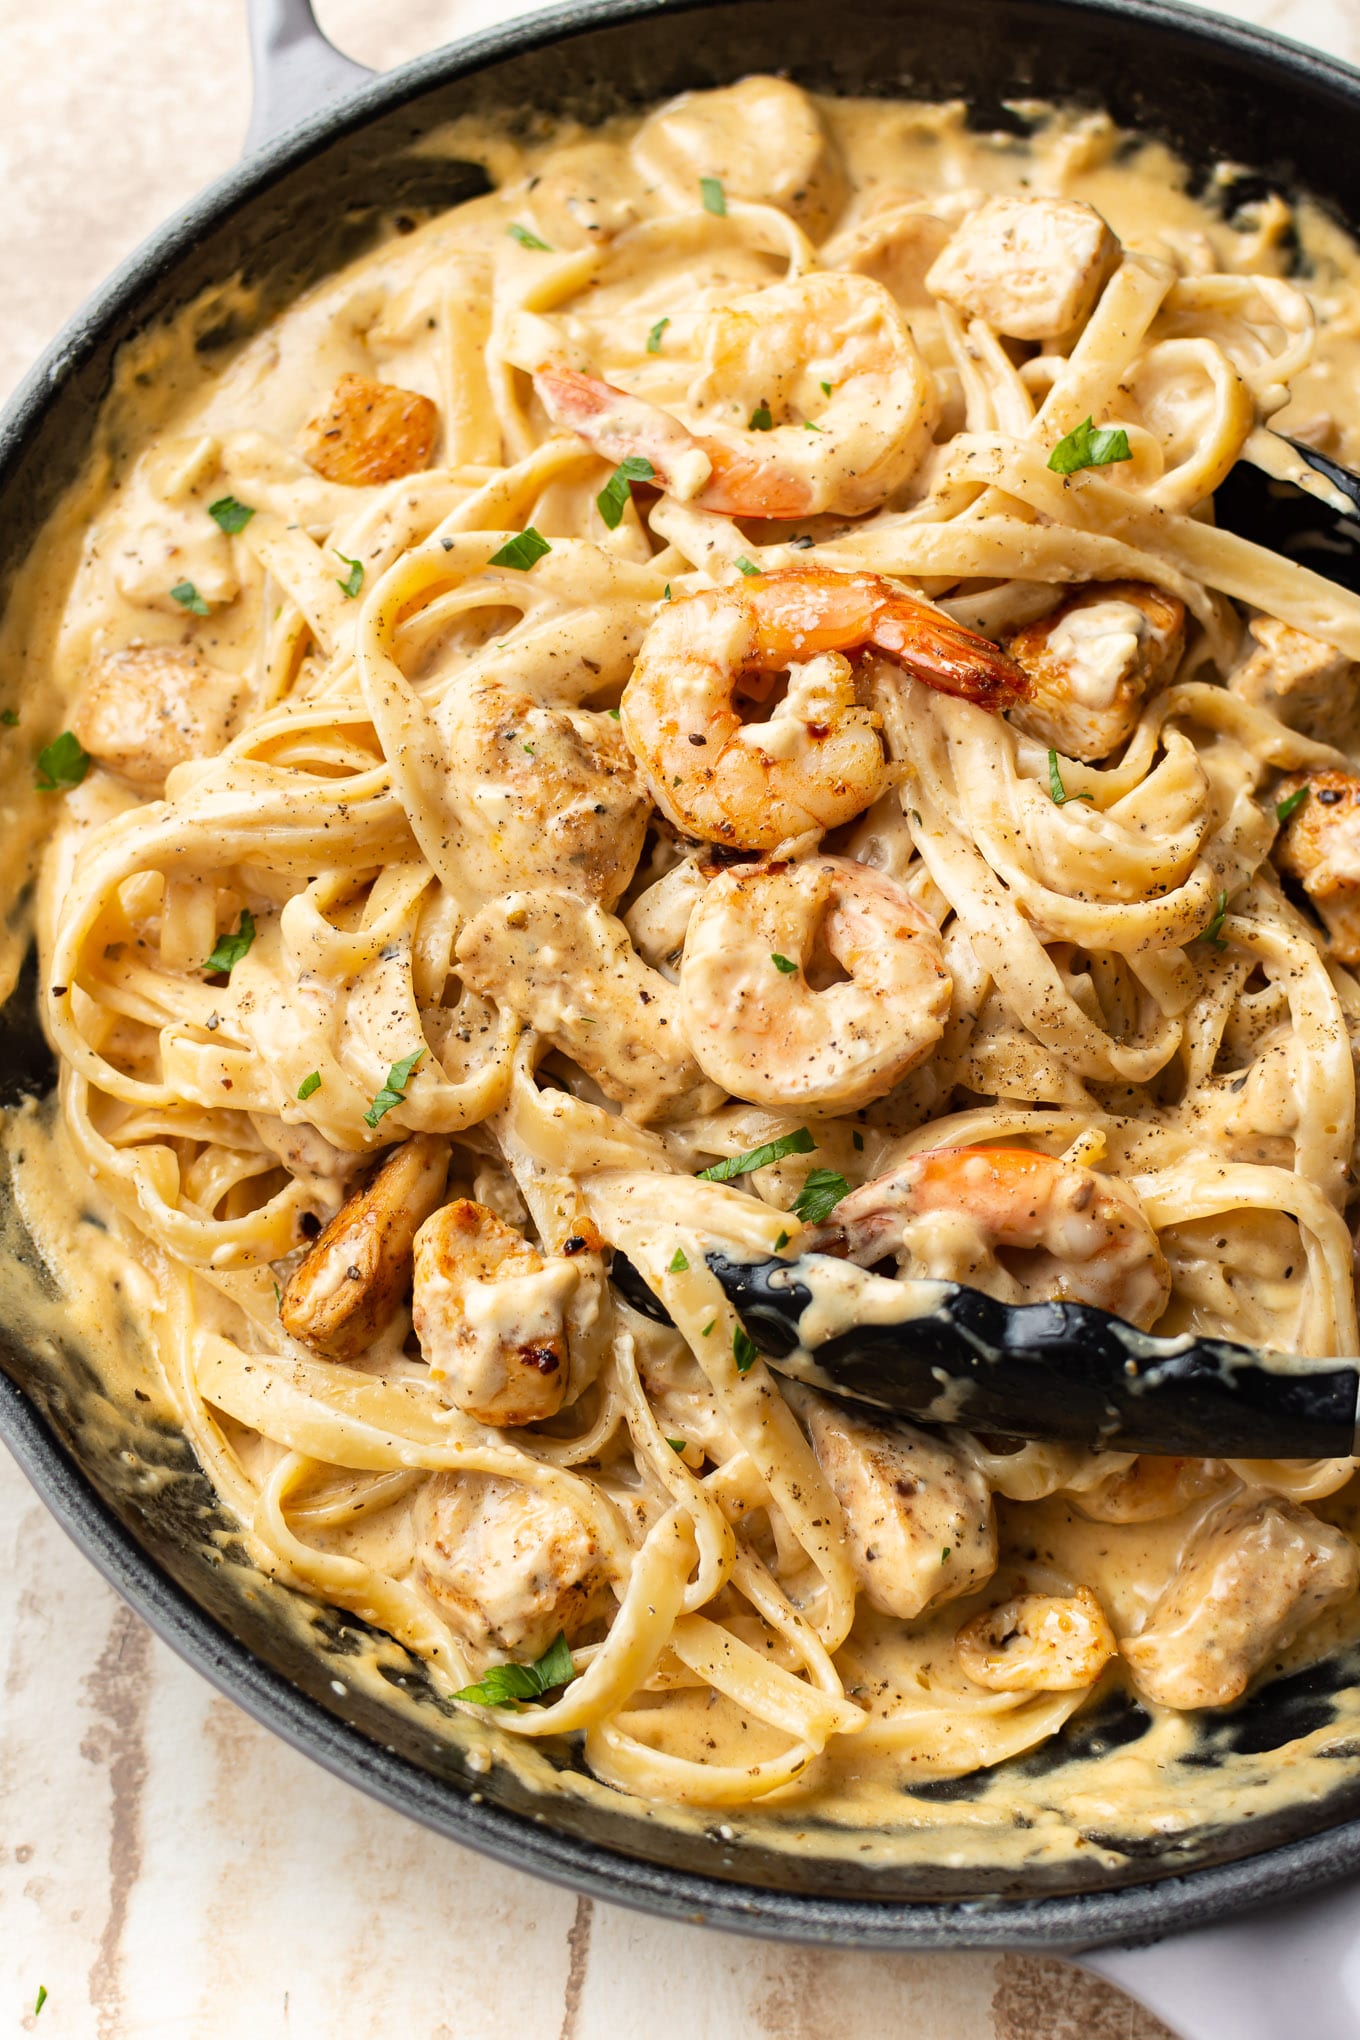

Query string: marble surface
[0,1,1354,2033]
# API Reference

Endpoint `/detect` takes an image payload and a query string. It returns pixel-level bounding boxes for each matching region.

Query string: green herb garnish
[734,555,760,578]
[820,380,833,397]
[297,1071,321,1101]
[1202,889,1229,949]
[699,176,727,216]
[750,401,773,431]
[771,952,797,975]
[667,1438,687,1453]
[792,1168,851,1224]
[852,1130,864,1151]
[698,1128,815,1182]
[204,909,256,976]
[941,1546,951,1564]
[34,1988,47,2018]
[646,317,670,354]
[335,551,364,598]
[508,222,552,251]
[34,730,90,792]
[773,1230,790,1252]
[170,579,209,615]
[733,1324,759,1373]
[209,494,255,534]
[364,1046,426,1128]
[1276,784,1309,824]
[1047,748,1095,806]
[489,527,552,571]
[597,455,656,530]
[0,709,18,726]
[668,1247,689,1273]
[1047,415,1133,477]
[454,1630,578,1707]
[607,707,621,719]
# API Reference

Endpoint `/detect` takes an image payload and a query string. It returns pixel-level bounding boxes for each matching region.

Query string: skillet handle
[1075,1880,1360,2040]
[243,0,377,155]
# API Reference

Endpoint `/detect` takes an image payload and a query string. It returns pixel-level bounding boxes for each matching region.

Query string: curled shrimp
[620,566,1028,850]
[535,272,934,518]
[807,1144,1171,1330]
[680,855,951,1111]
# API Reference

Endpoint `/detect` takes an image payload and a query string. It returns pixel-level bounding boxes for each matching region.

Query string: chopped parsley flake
[804,420,823,432]
[773,1230,790,1252]
[1202,889,1229,949]
[663,584,672,601]
[209,494,255,534]
[771,952,797,974]
[34,730,90,792]
[607,706,621,719]
[667,1438,687,1453]
[0,709,18,726]
[852,1130,864,1151]
[941,1546,951,1564]
[508,222,551,251]
[1047,748,1094,806]
[820,380,833,397]
[698,1128,815,1182]
[702,1320,716,1337]
[170,578,209,614]
[792,1168,851,1224]
[1047,415,1133,476]
[597,454,656,530]
[668,1247,689,1272]
[646,317,670,354]
[734,555,760,578]
[334,551,364,598]
[454,1630,578,1707]
[204,909,256,976]
[750,401,773,431]
[490,527,552,571]
[699,176,727,216]
[297,1071,321,1100]
[733,1324,759,1373]
[364,1046,425,1128]
[34,1987,47,2017]
[1276,784,1309,824]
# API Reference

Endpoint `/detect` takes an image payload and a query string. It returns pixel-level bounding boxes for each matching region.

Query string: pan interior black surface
[8,0,1360,1949]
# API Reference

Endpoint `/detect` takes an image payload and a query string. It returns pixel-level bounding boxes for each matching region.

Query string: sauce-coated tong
[1219,433,1360,590]
[611,1249,1359,1457]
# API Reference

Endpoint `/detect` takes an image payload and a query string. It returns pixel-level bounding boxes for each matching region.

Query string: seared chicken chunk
[926,195,1120,341]
[1229,616,1360,747]
[279,1135,448,1361]
[1273,767,1360,963]
[1005,582,1185,761]
[1121,1495,1359,1710]
[71,645,243,792]
[300,371,440,485]
[455,889,722,1123]
[803,1392,996,1618]
[413,1199,606,1427]
[414,1471,610,1658]
[956,1587,1116,1692]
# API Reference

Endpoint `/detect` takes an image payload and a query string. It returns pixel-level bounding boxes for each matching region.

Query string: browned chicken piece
[925,194,1120,341]
[956,1587,1116,1693]
[1229,616,1359,746]
[1121,1495,1359,1710]
[803,1391,996,1619]
[279,1134,448,1361]
[1067,1455,1226,1525]
[71,645,243,792]
[1273,767,1360,963]
[413,1470,611,1658]
[413,1199,607,1427]
[299,371,440,485]
[1004,582,1186,762]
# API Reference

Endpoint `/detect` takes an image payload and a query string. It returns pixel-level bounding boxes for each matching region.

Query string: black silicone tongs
[1218,433,1360,591]
[612,1249,1360,1457]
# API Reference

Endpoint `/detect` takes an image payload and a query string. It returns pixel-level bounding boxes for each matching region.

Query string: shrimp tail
[869,605,1031,709]
[534,363,713,499]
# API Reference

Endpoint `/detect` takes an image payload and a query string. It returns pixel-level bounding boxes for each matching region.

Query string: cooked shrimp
[955,1587,1116,1692]
[620,567,1028,850]
[300,372,439,485]
[412,1200,607,1427]
[680,856,951,1110]
[279,1135,449,1362]
[535,272,934,519]
[806,1144,1171,1329]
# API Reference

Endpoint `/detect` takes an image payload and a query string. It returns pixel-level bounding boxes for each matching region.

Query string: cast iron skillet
[8,0,1360,1973]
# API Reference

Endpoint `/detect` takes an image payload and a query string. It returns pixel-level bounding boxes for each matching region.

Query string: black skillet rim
[5,0,1360,1950]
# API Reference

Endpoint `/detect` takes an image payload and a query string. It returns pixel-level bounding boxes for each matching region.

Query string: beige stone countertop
[2,1,1356,2033]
